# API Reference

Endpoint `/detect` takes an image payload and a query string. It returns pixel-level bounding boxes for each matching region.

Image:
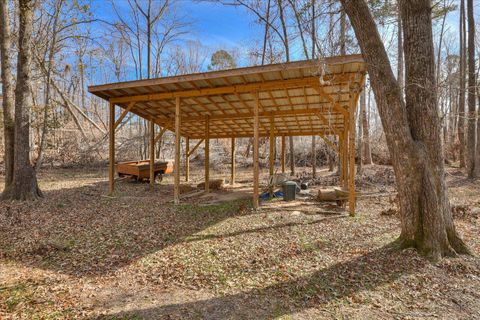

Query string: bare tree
[466,0,477,177]
[362,85,373,164]
[0,0,15,189]
[341,0,470,260]
[2,0,42,200]
[458,0,466,168]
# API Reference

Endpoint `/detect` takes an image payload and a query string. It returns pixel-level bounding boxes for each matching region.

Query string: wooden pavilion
[88,54,366,215]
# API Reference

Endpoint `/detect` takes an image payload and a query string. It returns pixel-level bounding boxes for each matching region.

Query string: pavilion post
[312,136,317,178]
[348,100,356,216]
[174,97,181,204]
[253,91,260,209]
[231,137,236,185]
[149,119,155,190]
[281,136,285,173]
[339,134,344,187]
[185,137,190,182]
[269,116,275,198]
[205,116,210,193]
[109,101,115,195]
[343,129,349,190]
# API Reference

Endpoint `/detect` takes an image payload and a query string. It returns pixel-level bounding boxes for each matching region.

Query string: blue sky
[93,0,259,49]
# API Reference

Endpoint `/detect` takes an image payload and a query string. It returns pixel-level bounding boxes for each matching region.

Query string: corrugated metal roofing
[88,54,366,139]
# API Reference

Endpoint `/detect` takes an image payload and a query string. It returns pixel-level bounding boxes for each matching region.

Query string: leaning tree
[340,0,470,261]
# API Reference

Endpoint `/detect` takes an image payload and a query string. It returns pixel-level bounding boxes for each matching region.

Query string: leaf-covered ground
[0,165,479,319]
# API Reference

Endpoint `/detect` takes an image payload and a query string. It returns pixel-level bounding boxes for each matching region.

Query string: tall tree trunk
[2,0,42,201]
[358,88,367,172]
[0,0,15,190]
[357,95,363,174]
[277,0,295,176]
[261,0,271,65]
[341,0,470,261]
[397,5,404,90]
[458,0,466,168]
[362,86,373,164]
[466,0,476,177]
[35,0,63,170]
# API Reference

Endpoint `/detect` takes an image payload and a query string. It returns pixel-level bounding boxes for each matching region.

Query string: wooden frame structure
[89,54,366,215]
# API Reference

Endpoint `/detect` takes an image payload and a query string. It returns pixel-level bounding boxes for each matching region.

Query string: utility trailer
[116,160,173,182]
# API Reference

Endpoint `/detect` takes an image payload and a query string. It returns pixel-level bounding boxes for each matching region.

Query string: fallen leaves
[0,165,479,319]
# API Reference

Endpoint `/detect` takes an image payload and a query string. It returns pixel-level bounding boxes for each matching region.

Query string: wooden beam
[269,116,275,198]
[109,102,115,195]
[149,120,155,190]
[154,127,167,144]
[185,137,190,182]
[109,76,349,104]
[231,138,236,185]
[316,112,340,136]
[205,116,210,193]
[113,102,135,130]
[174,97,181,204]
[281,136,286,173]
[188,139,204,156]
[253,92,260,209]
[318,132,340,152]
[311,85,349,118]
[176,107,343,124]
[186,130,340,140]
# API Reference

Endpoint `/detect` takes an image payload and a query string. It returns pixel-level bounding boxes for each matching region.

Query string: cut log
[316,188,338,201]
[316,187,348,207]
[197,179,224,191]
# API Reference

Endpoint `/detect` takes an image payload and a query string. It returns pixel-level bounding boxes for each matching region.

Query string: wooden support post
[312,136,317,178]
[205,116,210,193]
[149,120,155,190]
[174,97,181,204]
[281,136,286,173]
[269,116,275,198]
[185,137,190,182]
[339,134,344,186]
[109,102,115,195]
[348,102,356,216]
[253,92,260,209]
[231,137,236,185]
[342,129,349,190]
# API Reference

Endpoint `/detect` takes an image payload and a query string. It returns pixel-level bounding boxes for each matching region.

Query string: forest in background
[0,0,477,173]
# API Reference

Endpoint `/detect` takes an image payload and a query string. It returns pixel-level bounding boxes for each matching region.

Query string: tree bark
[362,87,373,164]
[0,0,15,189]
[35,0,63,170]
[458,0,466,168]
[466,0,476,177]
[341,0,470,261]
[2,0,42,201]
[397,5,404,91]
[358,88,366,172]
[277,0,295,176]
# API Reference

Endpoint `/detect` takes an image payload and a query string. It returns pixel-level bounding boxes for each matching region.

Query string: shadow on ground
[95,245,418,319]
[0,179,252,276]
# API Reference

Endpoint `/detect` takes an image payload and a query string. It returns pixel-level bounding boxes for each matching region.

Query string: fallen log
[197,179,225,190]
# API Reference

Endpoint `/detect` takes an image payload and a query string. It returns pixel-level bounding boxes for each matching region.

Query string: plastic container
[282,181,297,201]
